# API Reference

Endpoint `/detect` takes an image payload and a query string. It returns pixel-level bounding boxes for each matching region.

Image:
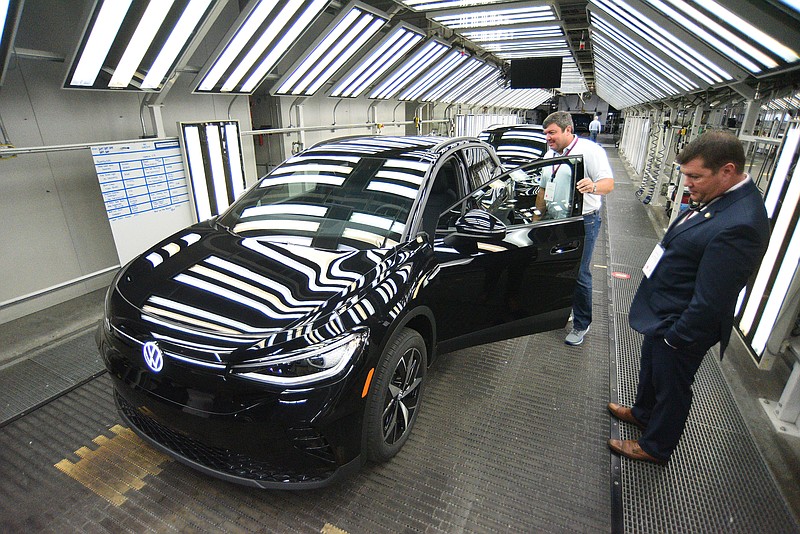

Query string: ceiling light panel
[274,2,388,96]
[591,12,698,92]
[65,0,216,91]
[0,0,23,86]
[461,24,563,43]
[589,0,733,87]
[438,63,496,102]
[592,31,678,96]
[329,23,424,98]
[420,56,483,101]
[482,39,569,58]
[399,0,514,12]
[398,49,469,101]
[195,0,331,94]
[428,2,557,30]
[368,39,450,99]
[646,0,799,74]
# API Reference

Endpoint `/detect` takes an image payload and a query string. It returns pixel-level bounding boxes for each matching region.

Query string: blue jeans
[572,212,600,330]
[590,131,598,142]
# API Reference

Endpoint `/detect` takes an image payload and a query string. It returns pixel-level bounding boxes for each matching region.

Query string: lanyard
[551,137,579,180]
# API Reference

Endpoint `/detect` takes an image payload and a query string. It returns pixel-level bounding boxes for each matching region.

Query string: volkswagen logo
[142,341,164,373]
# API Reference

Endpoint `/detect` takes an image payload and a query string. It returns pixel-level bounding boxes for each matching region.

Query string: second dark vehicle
[97,135,586,489]
[478,123,548,167]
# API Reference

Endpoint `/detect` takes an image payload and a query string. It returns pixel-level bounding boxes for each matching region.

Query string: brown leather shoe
[608,439,667,465]
[607,402,646,430]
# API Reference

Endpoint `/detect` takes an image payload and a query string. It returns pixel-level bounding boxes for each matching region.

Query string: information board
[91,139,195,264]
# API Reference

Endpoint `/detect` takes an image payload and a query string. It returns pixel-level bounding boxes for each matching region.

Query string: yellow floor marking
[321,524,349,534]
[54,425,171,506]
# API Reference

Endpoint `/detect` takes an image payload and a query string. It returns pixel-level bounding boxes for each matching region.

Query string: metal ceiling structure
[4,0,800,110]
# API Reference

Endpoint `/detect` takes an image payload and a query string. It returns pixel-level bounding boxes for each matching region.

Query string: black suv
[97,135,585,488]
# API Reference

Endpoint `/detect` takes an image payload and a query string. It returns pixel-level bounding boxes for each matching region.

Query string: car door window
[445,155,583,228]
[421,158,461,238]
[462,147,500,190]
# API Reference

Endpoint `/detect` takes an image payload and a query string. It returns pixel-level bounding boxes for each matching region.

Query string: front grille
[116,392,335,484]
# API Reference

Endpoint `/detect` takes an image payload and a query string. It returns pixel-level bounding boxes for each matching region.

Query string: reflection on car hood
[116,227,396,349]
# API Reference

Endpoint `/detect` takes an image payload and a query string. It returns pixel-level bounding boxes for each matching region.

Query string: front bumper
[98,323,369,489]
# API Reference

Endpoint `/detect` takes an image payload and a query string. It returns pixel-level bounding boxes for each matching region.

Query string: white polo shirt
[545,136,613,214]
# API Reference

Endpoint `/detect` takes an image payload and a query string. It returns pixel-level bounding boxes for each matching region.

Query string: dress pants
[630,334,706,461]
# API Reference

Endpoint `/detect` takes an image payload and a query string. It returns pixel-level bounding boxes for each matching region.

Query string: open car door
[425,155,587,353]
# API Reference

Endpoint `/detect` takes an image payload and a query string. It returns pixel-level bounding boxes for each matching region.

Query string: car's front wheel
[363,328,427,463]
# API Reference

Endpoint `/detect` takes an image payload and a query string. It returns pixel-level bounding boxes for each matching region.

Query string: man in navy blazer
[608,130,770,465]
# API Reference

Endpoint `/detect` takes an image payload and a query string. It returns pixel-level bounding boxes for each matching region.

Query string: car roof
[482,124,544,133]
[305,135,477,161]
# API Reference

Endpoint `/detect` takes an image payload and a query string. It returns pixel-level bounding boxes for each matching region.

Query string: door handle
[551,240,580,255]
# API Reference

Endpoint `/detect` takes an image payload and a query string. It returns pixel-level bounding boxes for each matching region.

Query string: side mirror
[455,209,507,240]
[444,209,507,250]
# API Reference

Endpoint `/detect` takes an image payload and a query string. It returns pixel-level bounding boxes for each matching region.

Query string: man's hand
[577,178,595,194]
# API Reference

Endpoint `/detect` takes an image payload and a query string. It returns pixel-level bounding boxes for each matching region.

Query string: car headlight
[231,329,369,386]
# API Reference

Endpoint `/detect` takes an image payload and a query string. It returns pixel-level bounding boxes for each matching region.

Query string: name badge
[642,244,664,278]
[544,179,555,201]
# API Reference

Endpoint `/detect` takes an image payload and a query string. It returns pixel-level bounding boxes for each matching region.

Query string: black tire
[363,328,427,463]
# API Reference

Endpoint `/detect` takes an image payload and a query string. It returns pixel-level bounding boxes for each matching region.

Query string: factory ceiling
[2,0,799,111]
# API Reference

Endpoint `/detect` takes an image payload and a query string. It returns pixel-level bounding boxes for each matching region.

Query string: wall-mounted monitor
[509,57,562,89]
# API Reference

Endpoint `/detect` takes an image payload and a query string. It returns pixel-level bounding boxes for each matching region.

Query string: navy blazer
[629,179,770,357]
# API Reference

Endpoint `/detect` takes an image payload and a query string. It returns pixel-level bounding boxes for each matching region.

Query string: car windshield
[218,153,431,251]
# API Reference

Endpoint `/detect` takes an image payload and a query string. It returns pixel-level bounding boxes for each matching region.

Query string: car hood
[115,226,396,348]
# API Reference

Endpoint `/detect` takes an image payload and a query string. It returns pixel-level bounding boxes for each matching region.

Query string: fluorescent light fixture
[110,1,175,88]
[592,14,696,92]
[205,125,230,214]
[70,0,133,86]
[739,150,800,337]
[437,63,492,102]
[66,0,215,91]
[196,0,330,94]
[658,0,798,71]
[197,0,281,91]
[0,1,9,40]
[369,39,449,99]
[589,0,731,86]
[183,126,212,221]
[421,57,482,101]
[400,0,511,11]
[0,0,24,87]
[275,4,388,96]
[142,0,212,89]
[765,127,800,217]
[750,225,800,356]
[429,2,557,29]
[225,123,245,199]
[179,121,247,222]
[399,50,468,101]
[330,24,424,98]
[461,24,563,43]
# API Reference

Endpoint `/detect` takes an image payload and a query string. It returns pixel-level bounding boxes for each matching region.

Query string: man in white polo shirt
[541,111,614,346]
